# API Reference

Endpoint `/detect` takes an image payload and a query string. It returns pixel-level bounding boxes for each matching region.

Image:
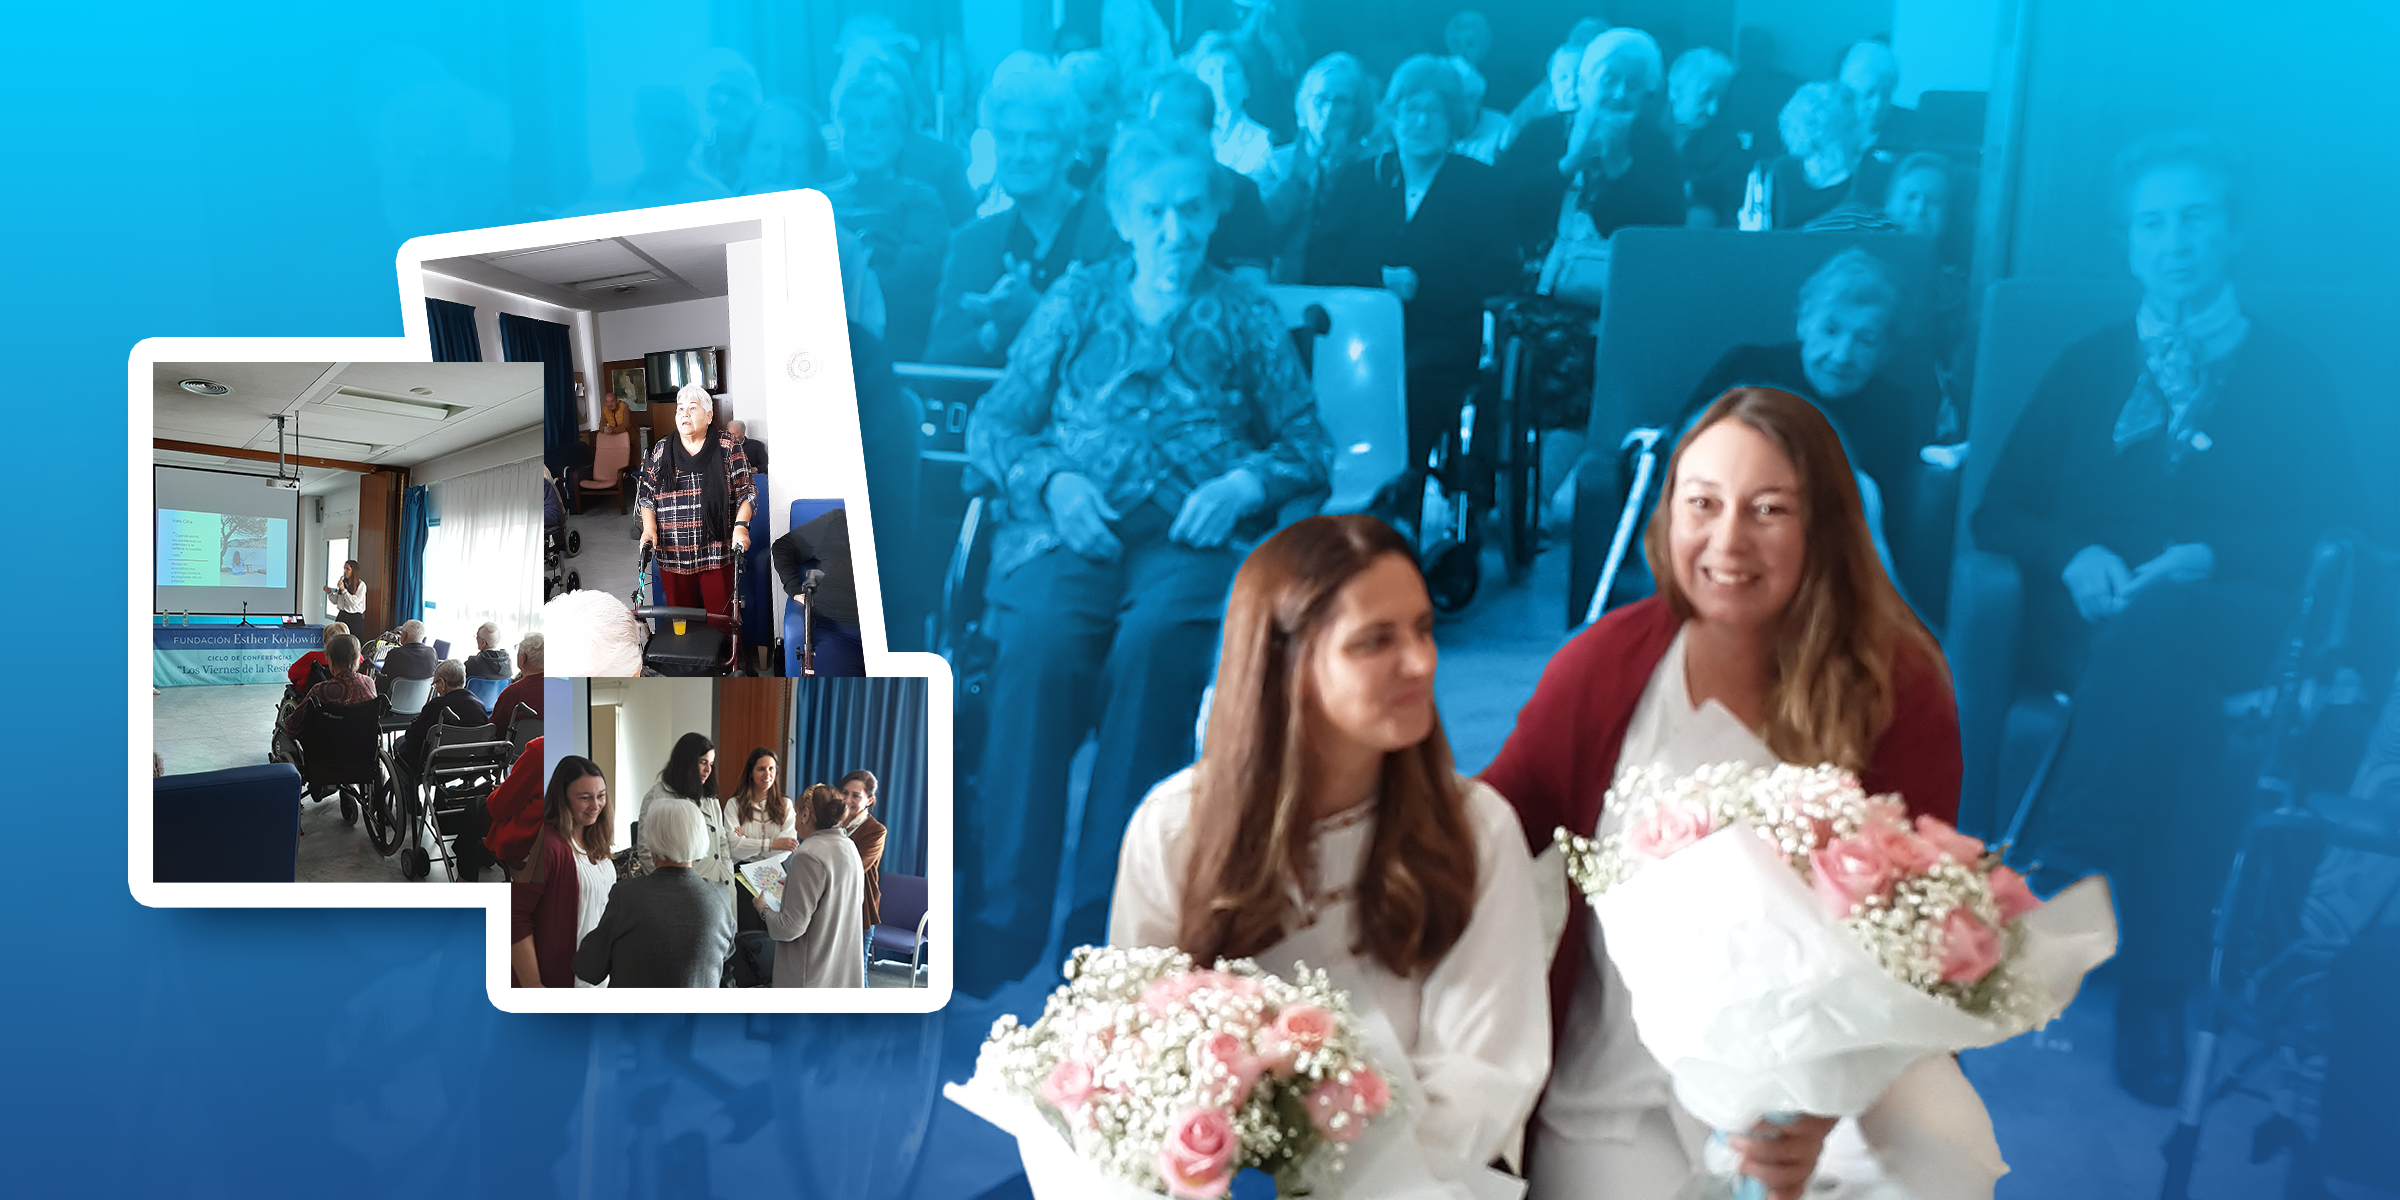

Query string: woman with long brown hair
[724,748,798,865]
[510,756,618,989]
[1109,513,1550,1190]
[1486,387,1962,1200]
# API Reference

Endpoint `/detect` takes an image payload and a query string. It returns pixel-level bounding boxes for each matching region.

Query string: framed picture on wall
[606,361,648,412]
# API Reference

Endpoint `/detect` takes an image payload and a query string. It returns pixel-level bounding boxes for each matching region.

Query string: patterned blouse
[635,431,757,574]
[966,258,1332,575]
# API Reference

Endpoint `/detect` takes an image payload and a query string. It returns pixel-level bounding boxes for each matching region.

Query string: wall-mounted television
[645,347,722,395]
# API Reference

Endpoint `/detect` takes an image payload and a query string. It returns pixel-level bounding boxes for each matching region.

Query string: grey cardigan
[572,866,736,988]
[761,831,866,988]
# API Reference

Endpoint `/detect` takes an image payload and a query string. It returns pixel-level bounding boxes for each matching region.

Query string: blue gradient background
[55,1,2400,1197]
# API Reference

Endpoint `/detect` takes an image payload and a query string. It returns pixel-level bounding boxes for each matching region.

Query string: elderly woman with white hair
[635,381,756,639]
[573,794,736,988]
[1667,46,1747,226]
[1738,80,1880,231]
[754,783,867,987]
[1263,51,1384,283]
[926,57,1123,367]
[960,121,1333,993]
[1499,27,1685,261]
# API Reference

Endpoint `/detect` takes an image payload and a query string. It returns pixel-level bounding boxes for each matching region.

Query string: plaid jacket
[636,431,756,573]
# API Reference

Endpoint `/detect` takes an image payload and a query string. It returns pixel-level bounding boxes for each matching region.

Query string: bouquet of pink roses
[944,945,1395,1200]
[1555,762,2117,1200]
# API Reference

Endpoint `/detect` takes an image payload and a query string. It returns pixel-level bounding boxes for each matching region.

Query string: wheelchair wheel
[1424,537,1479,613]
[565,569,580,592]
[566,529,582,557]
[364,750,403,857]
[400,847,430,881]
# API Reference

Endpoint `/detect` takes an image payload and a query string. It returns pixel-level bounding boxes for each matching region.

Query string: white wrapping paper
[1589,827,2116,1200]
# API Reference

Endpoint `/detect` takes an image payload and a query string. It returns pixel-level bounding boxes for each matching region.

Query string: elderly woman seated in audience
[1263,52,1383,283]
[1884,151,1972,434]
[286,623,341,690]
[756,784,868,988]
[1185,31,1276,185]
[1143,71,1277,281]
[574,797,735,988]
[1446,57,1511,166]
[959,122,1333,993]
[1675,247,1933,605]
[1740,80,1881,230]
[283,633,376,736]
[1973,132,2363,1106]
[1499,27,1686,264]
[1840,40,1914,160]
[926,58,1123,367]
[825,53,951,361]
[1307,54,1515,530]
[1667,46,1746,227]
[1505,19,1605,145]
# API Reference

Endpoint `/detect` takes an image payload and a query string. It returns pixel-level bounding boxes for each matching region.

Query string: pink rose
[1190,1032,1265,1103]
[1261,1003,1337,1073]
[1157,1106,1238,1199]
[1810,836,1896,917]
[1938,908,2003,983]
[1914,816,1988,866]
[1304,1079,1368,1142]
[1987,865,2042,923]
[1624,801,1716,860]
[1040,1060,1094,1114]
[1142,974,1202,1019]
[1351,1067,1391,1117]
[1858,821,1941,876]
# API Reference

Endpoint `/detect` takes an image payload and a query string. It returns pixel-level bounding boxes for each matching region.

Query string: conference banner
[152,625,324,688]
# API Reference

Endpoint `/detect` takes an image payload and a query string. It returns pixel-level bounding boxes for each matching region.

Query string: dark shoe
[2116,980,2188,1106]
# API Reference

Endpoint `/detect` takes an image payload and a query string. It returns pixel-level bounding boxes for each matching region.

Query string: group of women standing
[1108,387,1964,1200]
[508,734,870,989]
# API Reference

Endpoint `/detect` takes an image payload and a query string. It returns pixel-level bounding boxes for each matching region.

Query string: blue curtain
[498,311,576,477]
[425,298,482,363]
[792,677,930,878]
[395,485,430,624]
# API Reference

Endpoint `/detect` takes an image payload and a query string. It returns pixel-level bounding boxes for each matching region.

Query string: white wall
[595,296,731,372]
[601,677,717,854]
[300,481,361,624]
[421,272,603,428]
[409,427,544,487]
[1889,0,2002,104]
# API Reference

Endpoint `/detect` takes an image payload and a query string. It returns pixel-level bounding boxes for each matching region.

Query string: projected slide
[157,510,290,589]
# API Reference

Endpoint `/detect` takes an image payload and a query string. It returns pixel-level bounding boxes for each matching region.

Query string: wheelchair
[544,469,579,600]
[292,695,399,853]
[632,542,746,676]
[1409,295,1560,613]
[380,718,520,881]
[2144,535,2400,1200]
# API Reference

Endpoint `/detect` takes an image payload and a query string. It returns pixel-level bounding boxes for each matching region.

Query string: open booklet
[736,852,791,912]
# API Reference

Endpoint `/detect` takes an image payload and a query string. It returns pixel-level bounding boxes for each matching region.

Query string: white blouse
[571,851,617,990]
[1536,629,1781,1143]
[723,795,799,864]
[1110,767,1553,1187]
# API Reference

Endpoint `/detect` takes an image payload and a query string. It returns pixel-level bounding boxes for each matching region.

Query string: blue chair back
[464,675,506,709]
[1263,285,1408,516]
[155,764,301,882]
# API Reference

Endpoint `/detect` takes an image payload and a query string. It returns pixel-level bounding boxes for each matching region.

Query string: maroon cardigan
[510,831,584,988]
[1479,596,1963,1044]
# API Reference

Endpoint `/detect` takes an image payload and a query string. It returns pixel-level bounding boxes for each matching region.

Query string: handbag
[1538,208,1611,309]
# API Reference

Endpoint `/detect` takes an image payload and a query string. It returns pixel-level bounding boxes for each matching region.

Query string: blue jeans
[960,503,1238,989]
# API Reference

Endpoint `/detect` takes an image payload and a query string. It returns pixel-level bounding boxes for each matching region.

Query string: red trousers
[658,562,735,633]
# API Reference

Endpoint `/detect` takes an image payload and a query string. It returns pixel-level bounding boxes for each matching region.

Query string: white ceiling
[152,361,544,494]
[420,219,762,313]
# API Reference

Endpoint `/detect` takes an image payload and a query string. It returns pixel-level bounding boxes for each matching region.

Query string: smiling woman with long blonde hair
[1109,513,1550,1191]
[1486,386,1961,1200]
